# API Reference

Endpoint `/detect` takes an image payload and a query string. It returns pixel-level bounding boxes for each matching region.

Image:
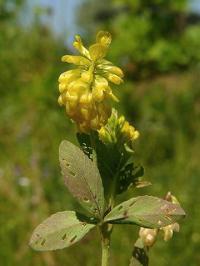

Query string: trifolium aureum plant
[29,31,185,266]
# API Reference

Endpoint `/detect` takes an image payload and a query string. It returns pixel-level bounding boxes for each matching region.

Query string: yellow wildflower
[58,31,124,132]
[98,109,139,147]
[120,119,140,143]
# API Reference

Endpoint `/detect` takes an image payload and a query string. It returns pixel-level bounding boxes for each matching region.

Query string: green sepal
[59,140,105,219]
[104,195,185,228]
[29,211,96,251]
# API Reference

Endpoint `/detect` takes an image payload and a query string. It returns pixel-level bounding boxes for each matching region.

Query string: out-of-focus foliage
[78,0,200,78]
[0,1,83,265]
[1,0,200,265]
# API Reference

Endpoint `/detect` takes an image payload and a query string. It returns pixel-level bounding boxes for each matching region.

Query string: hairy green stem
[101,238,110,266]
[100,224,112,266]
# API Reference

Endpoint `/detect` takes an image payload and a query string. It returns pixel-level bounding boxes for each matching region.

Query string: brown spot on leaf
[83,197,89,202]
[69,170,76,177]
[70,235,77,243]
[41,239,46,246]
[129,201,135,207]
[62,234,67,240]
[123,210,128,218]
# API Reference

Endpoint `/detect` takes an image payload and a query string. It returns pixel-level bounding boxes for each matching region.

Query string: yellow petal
[61,55,90,66]
[73,35,91,59]
[106,73,123,85]
[96,31,112,47]
[58,95,63,105]
[59,83,67,93]
[81,71,93,83]
[133,130,140,140]
[89,43,107,61]
[68,79,89,95]
[95,75,108,87]
[118,115,125,125]
[92,86,104,102]
[80,108,90,120]
[79,93,93,104]
[58,70,81,83]
[104,65,124,78]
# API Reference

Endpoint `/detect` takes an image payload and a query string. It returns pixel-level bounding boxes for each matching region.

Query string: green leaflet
[77,132,124,198]
[104,195,185,228]
[59,140,105,218]
[129,238,149,266]
[29,211,95,251]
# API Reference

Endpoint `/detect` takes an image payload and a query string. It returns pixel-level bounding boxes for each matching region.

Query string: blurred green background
[0,0,200,265]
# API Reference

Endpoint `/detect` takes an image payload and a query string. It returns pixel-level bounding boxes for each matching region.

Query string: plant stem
[100,224,112,266]
[101,238,110,266]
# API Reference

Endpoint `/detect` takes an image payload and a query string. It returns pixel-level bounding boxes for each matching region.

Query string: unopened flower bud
[161,223,180,242]
[139,227,158,247]
[106,73,123,85]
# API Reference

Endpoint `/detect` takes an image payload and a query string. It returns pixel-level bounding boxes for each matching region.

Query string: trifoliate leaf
[104,195,185,228]
[59,140,105,219]
[29,211,95,251]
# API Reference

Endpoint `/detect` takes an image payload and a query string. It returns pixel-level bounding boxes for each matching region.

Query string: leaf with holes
[29,211,95,251]
[59,140,105,218]
[117,164,147,194]
[104,195,185,228]
[76,133,94,160]
[129,238,149,266]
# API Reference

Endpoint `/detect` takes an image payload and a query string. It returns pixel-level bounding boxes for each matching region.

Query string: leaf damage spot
[83,197,90,203]
[129,201,135,207]
[70,235,77,243]
[41,239,46,246]
[82,222,87,226]
[62,233,67,240]
[69,170,76,177]
[123,210,128,218]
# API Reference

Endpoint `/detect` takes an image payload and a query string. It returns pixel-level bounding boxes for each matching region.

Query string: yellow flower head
[58,31,124,132]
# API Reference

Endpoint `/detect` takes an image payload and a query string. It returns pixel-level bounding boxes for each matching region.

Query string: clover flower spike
[58,31,124,132]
